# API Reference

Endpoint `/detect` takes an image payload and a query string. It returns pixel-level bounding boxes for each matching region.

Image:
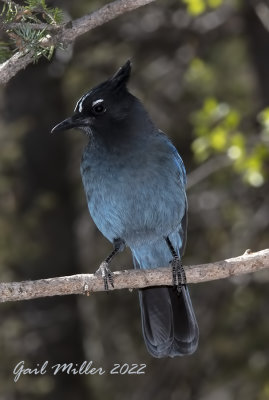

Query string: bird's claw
[170,257,186,294]
[95,261,114,291]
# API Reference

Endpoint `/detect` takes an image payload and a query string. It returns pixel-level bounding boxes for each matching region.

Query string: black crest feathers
[110,60,132,90]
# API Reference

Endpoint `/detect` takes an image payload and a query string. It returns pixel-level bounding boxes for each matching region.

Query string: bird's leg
[165,236,186,293]
[95,238,125,291]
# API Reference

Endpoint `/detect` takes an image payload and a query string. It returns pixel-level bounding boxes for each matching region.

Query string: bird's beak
[51,115,86,133]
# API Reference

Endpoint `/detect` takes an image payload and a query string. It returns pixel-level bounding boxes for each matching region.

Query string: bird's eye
[92,103,106,115]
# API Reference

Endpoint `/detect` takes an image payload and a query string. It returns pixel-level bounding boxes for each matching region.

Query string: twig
[0,248,268,303]
[0,0,22,7]
[0,16,60,31]
[187,155,232,189]
[254,2,269,32]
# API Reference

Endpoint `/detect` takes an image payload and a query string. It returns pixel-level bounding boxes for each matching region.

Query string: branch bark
[0,248,268,303]
[0,50,34,84]
[0,0,157,85]
[57,0,157,44]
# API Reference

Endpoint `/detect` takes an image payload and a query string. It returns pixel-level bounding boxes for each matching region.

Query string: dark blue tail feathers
[138,286,198,358]
[132,239,199,358]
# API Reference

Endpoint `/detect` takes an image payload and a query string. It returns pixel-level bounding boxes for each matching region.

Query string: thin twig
[0,0,22,7]
[187,155,232,189]
[254,2,269,32]
[0,248,268,303]
[0,17,60,31]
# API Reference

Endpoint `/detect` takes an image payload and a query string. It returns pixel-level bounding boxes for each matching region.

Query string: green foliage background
[0,0,268,399]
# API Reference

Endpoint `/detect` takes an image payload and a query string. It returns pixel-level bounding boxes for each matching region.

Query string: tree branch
[0,248,268,303]
[0,50,34,84]
[57,0,157,44]
[0,0,157,85]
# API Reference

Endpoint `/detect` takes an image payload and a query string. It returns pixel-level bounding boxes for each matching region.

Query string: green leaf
[182,0,223,16]
[225,110,240,129]
[244,171,264,187]
[182,0,206,15]
[258,107,269,138]
[191,137,210,161]
[52,8,64,24]
[210,127,228,151]
[185,58,216,95]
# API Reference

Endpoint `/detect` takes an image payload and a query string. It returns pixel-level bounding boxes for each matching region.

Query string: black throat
[90,101,155,152]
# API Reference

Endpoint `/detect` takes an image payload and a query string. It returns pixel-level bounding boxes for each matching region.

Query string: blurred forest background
[0,0,269,399]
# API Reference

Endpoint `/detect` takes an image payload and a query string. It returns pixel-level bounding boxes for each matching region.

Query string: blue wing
[158,130,188,256]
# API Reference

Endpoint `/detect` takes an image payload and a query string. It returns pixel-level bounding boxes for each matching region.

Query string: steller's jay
[52,61,199,358]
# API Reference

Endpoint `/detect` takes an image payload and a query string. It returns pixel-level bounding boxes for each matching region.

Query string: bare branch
[0,0,157,85]
[0,50,34,84]
[0,248,268,303]
[56,0,156,45]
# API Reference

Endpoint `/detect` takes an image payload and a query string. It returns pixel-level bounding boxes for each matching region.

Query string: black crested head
[109,60,131,90]
[51,60,153,141]
[74,60,132,116]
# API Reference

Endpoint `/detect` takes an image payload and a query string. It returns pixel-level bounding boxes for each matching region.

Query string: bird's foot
[95,261,114,291]
[170,257,186,294]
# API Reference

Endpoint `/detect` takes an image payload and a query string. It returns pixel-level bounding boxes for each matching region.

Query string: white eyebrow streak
[74,92,92,113]
[74,99,80,112]
[78,101,84,113]
[92,99,104,107]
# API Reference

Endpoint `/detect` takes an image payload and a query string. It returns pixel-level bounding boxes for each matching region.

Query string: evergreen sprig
[12,24,53,60]
[0,0,64,63]
[24,0,64,25]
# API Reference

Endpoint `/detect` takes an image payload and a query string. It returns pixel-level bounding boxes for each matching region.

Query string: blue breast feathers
[80,132,187,249]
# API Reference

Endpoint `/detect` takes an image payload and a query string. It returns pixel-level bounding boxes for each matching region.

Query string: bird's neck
[92,105,155,153]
